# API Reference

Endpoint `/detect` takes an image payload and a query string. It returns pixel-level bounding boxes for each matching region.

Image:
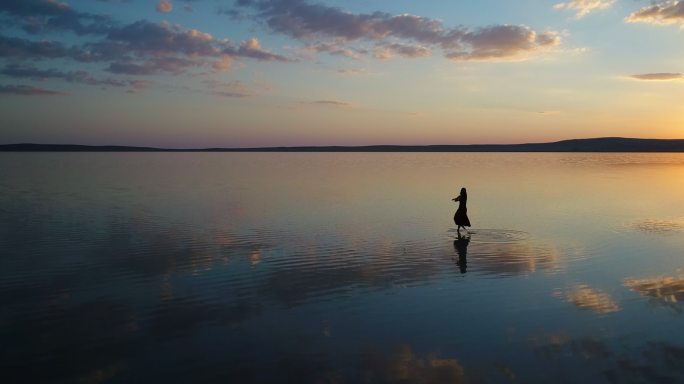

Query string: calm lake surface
[2,153,684,383]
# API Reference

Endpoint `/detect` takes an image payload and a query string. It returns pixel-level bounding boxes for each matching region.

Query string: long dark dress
[454,196,471,227]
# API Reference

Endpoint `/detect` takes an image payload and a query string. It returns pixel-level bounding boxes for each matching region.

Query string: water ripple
[620,218,684,235]
[447,228,531,243]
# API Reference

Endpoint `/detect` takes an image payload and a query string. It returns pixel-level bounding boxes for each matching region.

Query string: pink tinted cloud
[156,0,173,13]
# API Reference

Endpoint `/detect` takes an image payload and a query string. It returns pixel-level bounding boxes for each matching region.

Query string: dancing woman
[452,187,471,234]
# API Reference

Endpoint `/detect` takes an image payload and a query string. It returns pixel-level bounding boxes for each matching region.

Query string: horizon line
[4,136,684,151]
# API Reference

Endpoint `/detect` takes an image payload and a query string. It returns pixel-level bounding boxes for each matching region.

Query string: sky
[1,0,683,148]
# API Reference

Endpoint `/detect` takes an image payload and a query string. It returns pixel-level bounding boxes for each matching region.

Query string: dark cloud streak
[0,35,71,60]
[311,99,350,107]
[203,79,254,97]
[630,72,683,81]
[0,84,66,96]
[1,64,129,86]
[0,0,116,35]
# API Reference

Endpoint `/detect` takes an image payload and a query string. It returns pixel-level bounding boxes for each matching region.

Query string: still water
[2,153,684,383]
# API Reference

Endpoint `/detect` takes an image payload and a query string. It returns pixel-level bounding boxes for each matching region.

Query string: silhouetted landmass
[0,144,167,152]
[3,138,684,152]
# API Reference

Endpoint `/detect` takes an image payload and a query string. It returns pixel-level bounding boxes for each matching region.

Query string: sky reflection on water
[2,153,684,383]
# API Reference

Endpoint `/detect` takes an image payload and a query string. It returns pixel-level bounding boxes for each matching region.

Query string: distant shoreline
[2,137,684,152]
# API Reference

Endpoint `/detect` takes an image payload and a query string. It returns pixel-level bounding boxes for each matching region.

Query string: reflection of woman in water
[452,187,471,234]
[453,233,470,274]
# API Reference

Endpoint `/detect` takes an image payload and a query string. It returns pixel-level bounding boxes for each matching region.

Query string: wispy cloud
[107,57,195,75]
[626,1,684,26]
[231,0,562,62]
[374,43,430,60]
[554,0,615,18]
[336,68,369,76]
[203,79,254,98]
[1,65,129,87]
[0,63,155,93]
[302,41,365,59]
[630,73,683,81]
[0,84,66,96]
[127,79,152,94]
[311,99,351,107]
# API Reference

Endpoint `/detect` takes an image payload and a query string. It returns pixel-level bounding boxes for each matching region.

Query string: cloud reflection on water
[554,284,621,314]
[532,334,684,383]
[2,300,138,383]
[361,345,464,384]
[467,241,561,277]
[625,275,684,309]
[532,333,613,361]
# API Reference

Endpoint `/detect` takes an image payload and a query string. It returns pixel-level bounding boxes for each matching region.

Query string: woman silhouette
[452,187,471,234]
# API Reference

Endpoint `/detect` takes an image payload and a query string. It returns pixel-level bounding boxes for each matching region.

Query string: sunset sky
[1,0,683,147]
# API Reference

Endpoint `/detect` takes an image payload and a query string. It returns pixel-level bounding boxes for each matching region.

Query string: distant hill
[2,138,684,152]
[0,144,167,152]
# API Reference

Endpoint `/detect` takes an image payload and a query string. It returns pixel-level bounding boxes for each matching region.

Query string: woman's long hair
[460,187,467,199]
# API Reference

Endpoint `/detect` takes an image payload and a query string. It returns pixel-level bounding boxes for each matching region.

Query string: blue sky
[1,0,683,147]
